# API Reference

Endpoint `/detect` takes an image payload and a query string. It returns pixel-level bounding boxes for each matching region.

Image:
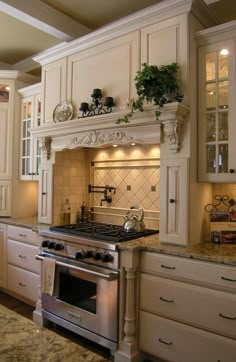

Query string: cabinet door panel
[140,274,236,339]
[139,311,236,362]
[7,264,39,303]
[0,104,11,179]
[41,58,67,124]
[0,181,11,216]
[198,39,236,182]
[38,163,53,224]
[0,224,6,288]
[160,158,189,245]
[67,32,139,115]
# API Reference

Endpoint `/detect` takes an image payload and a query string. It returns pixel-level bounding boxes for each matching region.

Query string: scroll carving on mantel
[41,136,52,160]
[159,102,189,153]
[71,130,134,147]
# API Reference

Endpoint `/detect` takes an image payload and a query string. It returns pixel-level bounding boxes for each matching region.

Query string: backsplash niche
[53,145,160,229]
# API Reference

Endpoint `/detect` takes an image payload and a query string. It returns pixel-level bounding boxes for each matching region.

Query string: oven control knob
[55,243,64,251]
[85,250,93,258]
[41,240,49,248]
[102,253,114,263]
[93,252,104,260]
[48,241,56,249]
[75,250,86,259]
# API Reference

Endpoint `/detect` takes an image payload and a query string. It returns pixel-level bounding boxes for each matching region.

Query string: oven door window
[58,272,97,314]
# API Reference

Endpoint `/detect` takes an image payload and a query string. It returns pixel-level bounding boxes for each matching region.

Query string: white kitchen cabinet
[67,31,139,116]
[0,223,6,288]
[38,160,54,224]
[18,83,42,180]
[0,181,12,216]
[160,158,189,245]
[139,251,236,362]
[6,225,40,304]
[41,58,67,124]
[197,24,236,182]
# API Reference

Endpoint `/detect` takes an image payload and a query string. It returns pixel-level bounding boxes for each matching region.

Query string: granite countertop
[1,217,236,266]
[117,234,236,266]
[0,217,50,231]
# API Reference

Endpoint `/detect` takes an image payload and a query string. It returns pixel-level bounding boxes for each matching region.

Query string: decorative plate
[53,101,73,122]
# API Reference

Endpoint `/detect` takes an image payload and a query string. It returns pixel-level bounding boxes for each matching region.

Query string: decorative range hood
[30,102,189,158]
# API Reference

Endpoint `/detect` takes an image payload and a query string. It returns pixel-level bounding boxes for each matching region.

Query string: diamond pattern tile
[93,166,160,210]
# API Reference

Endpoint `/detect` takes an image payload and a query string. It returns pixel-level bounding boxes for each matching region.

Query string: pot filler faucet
[88,184,116,206]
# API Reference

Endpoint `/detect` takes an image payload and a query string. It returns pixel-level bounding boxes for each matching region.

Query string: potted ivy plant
[116,62,183,124]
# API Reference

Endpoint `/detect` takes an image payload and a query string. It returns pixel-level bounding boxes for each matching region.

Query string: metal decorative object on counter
[78,88,115,118]
[204,194,236,214]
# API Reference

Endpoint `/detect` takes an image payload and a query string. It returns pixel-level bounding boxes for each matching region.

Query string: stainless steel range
[37,222,159,352]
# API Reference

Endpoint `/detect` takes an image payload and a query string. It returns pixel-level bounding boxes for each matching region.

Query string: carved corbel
[41,136,52,160]
[160,103,189,153]
[161,118,184,153]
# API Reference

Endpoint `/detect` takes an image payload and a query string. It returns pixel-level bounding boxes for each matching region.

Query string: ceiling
[0,0,236,77]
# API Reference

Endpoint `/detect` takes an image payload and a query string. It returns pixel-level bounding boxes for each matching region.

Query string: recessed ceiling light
[220,49,229,56]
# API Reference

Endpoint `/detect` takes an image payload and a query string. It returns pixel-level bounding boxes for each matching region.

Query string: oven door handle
[35,254,118,280]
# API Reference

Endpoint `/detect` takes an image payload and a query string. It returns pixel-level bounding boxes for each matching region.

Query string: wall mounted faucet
[88,184,116,206]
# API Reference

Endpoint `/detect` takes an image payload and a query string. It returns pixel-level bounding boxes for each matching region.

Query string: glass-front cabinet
[19,84,41,181]
[198,39,236,182]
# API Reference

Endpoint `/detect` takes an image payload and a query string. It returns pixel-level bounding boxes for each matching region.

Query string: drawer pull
[219,313,236,320]
[221,276,236,282]
[19,234,27,237]
[18,282,26,287]
[158,338,172,346]
[161,264,176,270]
[18,254,26,258]
[160,296,174,303]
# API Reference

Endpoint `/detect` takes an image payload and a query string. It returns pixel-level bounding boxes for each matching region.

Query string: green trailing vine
[116,62,183,124]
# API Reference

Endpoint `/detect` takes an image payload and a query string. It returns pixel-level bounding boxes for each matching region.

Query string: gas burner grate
[49,223,159,243]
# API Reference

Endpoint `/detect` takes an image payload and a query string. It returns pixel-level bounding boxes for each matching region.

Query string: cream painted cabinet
[38,160,53,224]
[141,14,188,102]
[67,31,139,115]
[41,58,67,124]
[0,181,12,216]
[6,225,40,304]
[160,158,189,245]
[18,84,42,180]
[0,223,6,288]
[139,252,236,362]
[197,27,236,182]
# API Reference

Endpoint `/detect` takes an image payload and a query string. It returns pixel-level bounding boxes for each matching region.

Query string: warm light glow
[5,86,10,91]
[113,144,118,147]
[131,143,136,146]
[220,48,229,56]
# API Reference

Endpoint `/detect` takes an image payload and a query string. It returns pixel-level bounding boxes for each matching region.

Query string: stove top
[49,222,159,243]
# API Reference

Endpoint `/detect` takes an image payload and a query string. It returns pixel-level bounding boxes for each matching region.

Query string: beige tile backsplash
[53,145,160,229]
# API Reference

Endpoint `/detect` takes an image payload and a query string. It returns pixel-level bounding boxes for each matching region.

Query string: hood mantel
[30,102,188,156]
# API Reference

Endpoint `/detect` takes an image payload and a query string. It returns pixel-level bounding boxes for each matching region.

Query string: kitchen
[0,0,236,361]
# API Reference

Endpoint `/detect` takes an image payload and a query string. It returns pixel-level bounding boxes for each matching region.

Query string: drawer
[141,251,236,291]
[7,225,37,245]
[7,239,40,274]
[7,264,39,303]
[140,274,236,339]
[139,311,236,362]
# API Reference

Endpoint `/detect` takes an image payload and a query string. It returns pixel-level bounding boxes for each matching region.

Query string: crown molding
[195,20,236,46]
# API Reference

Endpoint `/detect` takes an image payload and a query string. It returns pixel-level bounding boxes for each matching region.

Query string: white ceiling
[0,0,236,75]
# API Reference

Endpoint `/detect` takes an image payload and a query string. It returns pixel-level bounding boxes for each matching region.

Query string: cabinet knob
[229,169,234,173]
[169,198,175,203]
[42,192,47,195]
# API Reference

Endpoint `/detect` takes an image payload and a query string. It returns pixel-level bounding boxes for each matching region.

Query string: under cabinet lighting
[131,143,136,146]
[113,144,118,148]
[5,86,10,91]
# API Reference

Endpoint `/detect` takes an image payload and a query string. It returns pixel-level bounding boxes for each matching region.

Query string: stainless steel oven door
[40,256,119,343]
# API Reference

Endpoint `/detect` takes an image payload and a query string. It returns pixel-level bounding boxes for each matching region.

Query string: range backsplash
[53,145,160,229]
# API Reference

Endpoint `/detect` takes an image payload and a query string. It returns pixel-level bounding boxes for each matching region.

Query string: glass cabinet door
[21,99,32,178]
[205,48,229,174]
[198,39,236,182]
